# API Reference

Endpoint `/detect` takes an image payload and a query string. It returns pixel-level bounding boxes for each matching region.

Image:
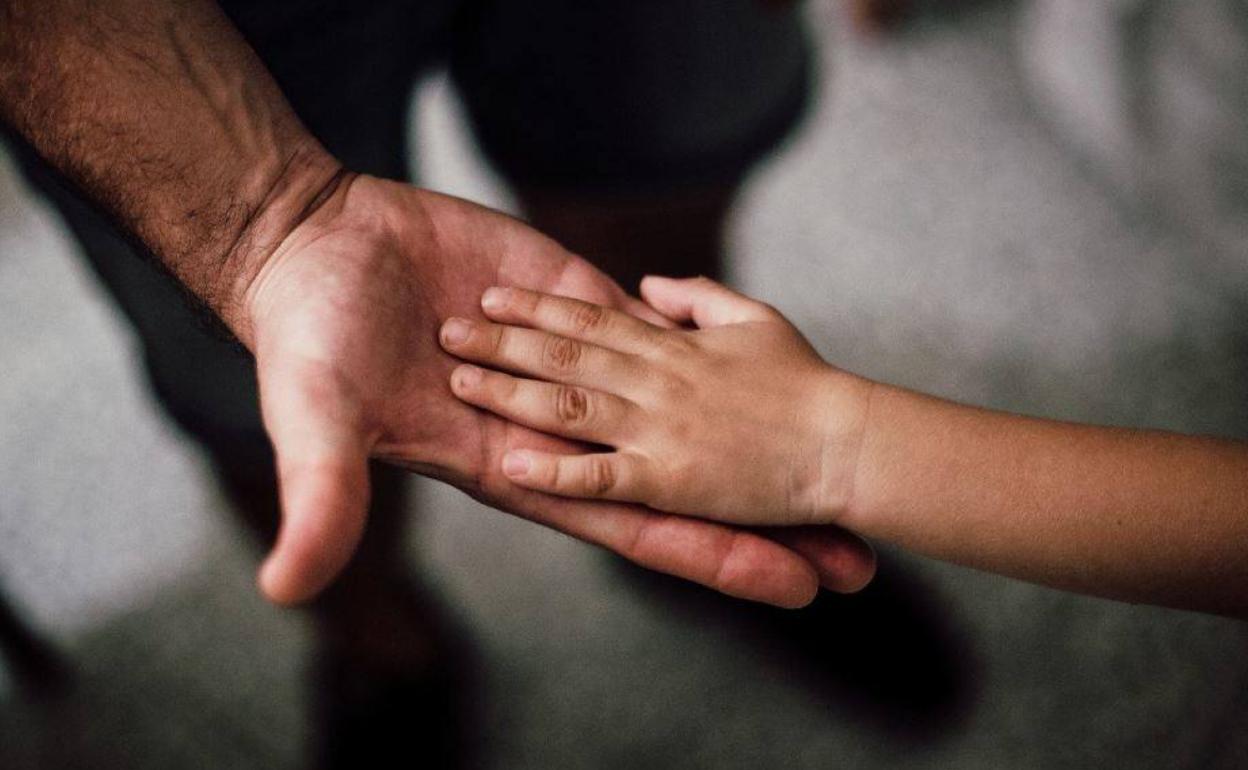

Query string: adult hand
[242,175,876,606]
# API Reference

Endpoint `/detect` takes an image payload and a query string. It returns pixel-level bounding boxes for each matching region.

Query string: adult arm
[0,0,339,342]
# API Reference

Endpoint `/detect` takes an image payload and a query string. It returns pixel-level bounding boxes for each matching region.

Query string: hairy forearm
[840,382,1248,616]
[0,0,343,343]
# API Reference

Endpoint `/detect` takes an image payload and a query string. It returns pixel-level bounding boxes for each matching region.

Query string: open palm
[244,176,875,606]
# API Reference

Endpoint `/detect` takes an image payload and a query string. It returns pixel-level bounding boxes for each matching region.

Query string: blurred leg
[848,0,914,34]
[451,0,812,288]
[516,186,736,291]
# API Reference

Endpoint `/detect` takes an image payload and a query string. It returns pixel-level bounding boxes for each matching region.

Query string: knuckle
[653,330,695,358]
[567,301,606,335]
[545,457,562,489]
[514,289,539,315]
[487,325,508,356]
[525,293,547,321]
[542,335,583,372]
[553,385,591,425]
[584,456,616,495]
[652,370,691,401]
[666,415,694,444]
[493,372,519,402]
[667,457,698,496]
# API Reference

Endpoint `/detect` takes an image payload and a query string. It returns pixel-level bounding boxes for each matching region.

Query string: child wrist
[810,366,877,526]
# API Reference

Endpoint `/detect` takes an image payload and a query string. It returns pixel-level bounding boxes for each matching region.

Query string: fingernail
[441,318,472,346]
[454,365,482,390]
[481,287,510,312]
[502,451,530,477]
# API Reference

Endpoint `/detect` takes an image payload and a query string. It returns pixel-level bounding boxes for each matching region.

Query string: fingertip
[819,538,878,594]
[439,317,472,349]
[502,449,531,478]
[261,451,371,608]
[772,569,821,610]
[639,274,682,298]
[638,274,670,292]
[760,527,877,597]
[481,286,511,314]
[840,550,878,594]
[837,571,874,595]
[771,570,820,610]
[450,363,483,394]
[257,535,334,607]
[257,556,306,607]
[783,581,820,610]
[638,276,690,325]
[256,531,340,607]
[716,534,821,609]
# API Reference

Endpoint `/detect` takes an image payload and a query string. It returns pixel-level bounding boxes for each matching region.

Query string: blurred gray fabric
[2,2,1247,768]
[1020,0,1248,283]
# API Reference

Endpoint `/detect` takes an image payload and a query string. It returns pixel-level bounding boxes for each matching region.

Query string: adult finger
[256,359,373,606]
[767,526,878,594]
[495,478,821,609]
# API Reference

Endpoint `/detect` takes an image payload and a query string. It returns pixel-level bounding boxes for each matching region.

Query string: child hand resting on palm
[440,277,1248,617]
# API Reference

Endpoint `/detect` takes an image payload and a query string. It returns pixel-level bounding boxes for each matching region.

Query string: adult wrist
[212,141,349,347]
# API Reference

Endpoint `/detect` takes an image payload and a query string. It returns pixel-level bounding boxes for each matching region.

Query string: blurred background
[2,0,1248,767]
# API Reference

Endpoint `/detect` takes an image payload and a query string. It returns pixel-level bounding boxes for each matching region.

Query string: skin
[246,176,881,607]
[442,277,1248,617]
[1,0,876,608]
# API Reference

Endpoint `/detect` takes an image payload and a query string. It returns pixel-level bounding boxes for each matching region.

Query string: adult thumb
[256,368,372,605]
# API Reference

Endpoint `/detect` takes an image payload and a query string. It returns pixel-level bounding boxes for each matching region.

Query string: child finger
[440,317,642,392]
[450,364,638,446]
[500,449,651,504]
[639,275,780,329]
[481,286,666,354]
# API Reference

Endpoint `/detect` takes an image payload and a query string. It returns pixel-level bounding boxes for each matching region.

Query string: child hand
[438,276,874,527]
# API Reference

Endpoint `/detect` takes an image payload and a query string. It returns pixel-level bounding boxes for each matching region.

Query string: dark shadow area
[616,550,979,744]
[857,0,1021,36]
[0,588,71,699]
[308,580,484,770]
[0,574,481,770]
[911,0,1021,25]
